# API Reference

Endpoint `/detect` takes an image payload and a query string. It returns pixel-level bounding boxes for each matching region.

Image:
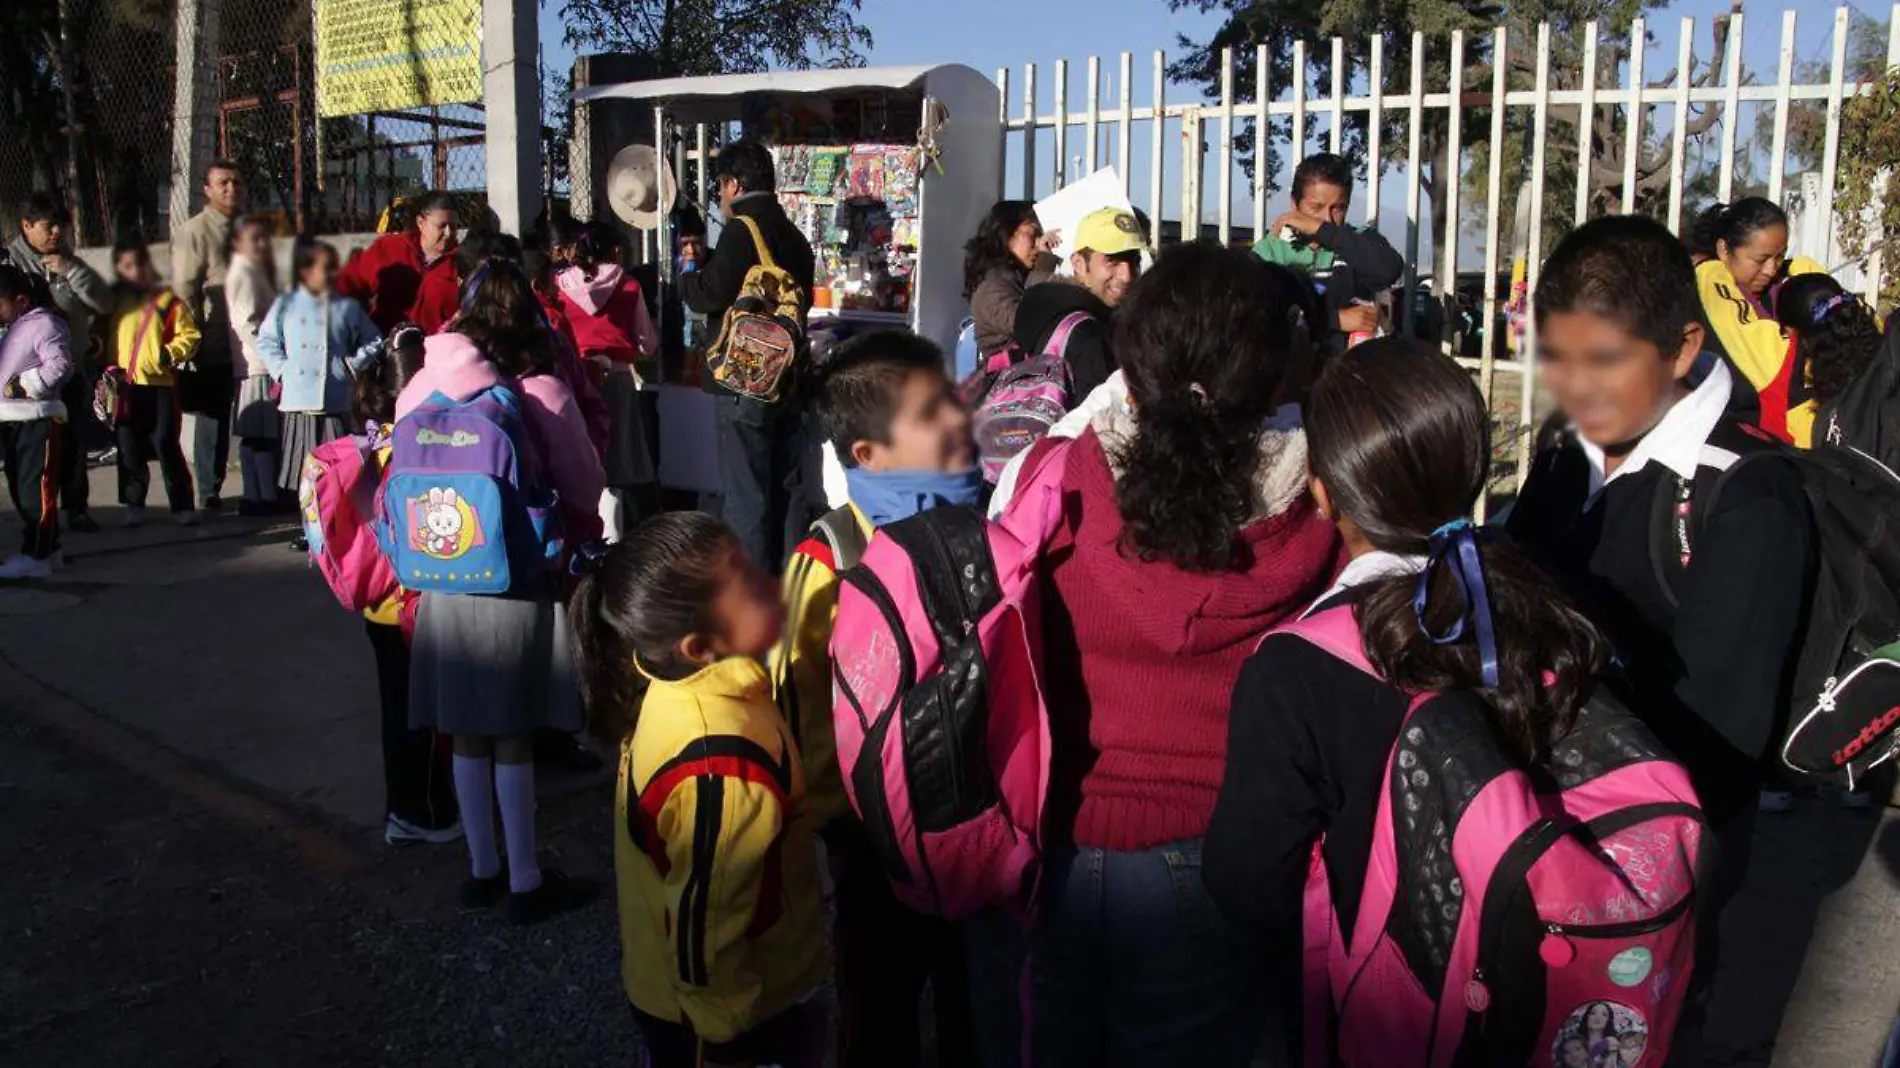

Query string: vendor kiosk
[572,65,1003,498]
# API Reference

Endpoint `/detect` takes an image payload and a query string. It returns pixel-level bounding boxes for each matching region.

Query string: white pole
[1769,10,1797,205]
[1817,6,1851,261]
[1476,24,1508,522]
[1575,23,1597,226]
[1441,29,1465,356]
[1403,32,1424,333]
[1219,48,1235,245]
[1622,17,1645,215]
[1524,21,1552,488]
[1717,11,1744,203]
[1367,34,1385,230]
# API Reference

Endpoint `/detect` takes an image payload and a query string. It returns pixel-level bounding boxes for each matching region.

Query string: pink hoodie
[401,331,605,543]
[554,264,659,367]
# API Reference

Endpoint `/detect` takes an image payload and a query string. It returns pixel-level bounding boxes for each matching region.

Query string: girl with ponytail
[567,512,826,1068]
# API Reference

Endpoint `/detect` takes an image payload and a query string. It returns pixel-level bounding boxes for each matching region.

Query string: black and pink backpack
[1282,605,1710,1068]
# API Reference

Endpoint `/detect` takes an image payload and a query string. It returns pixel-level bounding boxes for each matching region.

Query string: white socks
[494,761,541,894]
[598,487,625,544]
[452,754,501,879]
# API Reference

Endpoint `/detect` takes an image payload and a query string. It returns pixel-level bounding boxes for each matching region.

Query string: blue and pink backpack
[298,433,400,613]
[968,311,1093,483]
[1281,606,1709,1068]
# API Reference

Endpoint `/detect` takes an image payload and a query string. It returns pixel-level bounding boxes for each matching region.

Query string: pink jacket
[401,331,605,542]
[554,264,659,366]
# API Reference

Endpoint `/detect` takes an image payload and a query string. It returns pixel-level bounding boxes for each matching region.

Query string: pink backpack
[829,441,1073,919]
[1282,607,1708,1068]
[970,311,1093,483]
[299,434,401,614]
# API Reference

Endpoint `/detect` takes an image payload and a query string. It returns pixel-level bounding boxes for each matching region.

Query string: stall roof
[572,64,980,107]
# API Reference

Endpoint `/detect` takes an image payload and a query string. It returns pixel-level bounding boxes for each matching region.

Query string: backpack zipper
[1542,893,1693,941]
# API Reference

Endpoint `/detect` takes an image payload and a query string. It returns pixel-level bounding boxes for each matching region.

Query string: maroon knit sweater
[1038,429,1345,852]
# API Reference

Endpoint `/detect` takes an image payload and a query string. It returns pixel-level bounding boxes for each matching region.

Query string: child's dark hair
[457,259,552,379]
[1535,214,1700,357]
[291,234,337,281]
[573,223,624,278]
[1292,152,1353,202]
[0,263,56,312]
[568,512,745,743]
[814,330,948,467]
[1111,241,1317,572]
[1779,273,1883,406]
[1707,196,1788,256]
[1306,338,1607,762]
[350,325,426,429]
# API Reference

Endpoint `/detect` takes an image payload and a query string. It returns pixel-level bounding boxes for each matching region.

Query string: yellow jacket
[111,288,201,387]
[1697,256,1824,447]
[615,656,827,1046]
[769,504,872,834]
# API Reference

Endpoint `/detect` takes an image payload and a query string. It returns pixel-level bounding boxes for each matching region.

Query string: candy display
[774,141,921,319]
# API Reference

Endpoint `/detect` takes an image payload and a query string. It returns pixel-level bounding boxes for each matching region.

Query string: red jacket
[1038,425,1344,852]
[336,231,461,335]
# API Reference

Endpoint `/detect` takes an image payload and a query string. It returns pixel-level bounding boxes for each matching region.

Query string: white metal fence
[997,5,1895,499]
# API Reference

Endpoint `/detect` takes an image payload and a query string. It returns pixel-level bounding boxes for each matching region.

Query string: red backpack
[298,434,401,614]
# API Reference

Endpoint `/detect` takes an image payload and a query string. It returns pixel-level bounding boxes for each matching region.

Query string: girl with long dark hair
[1776,273,1898,461]
[963,199,1057,357]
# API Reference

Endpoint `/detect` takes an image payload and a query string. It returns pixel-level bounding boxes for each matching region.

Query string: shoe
[535,731,605,773]
[289,536,309,552]
[121,506,147,529]
[0,553,57,581]
[88,446,117,468]
[66,512,100,534]
[201,495,223,514]
[457,872,509,911]
[385,814,466,847]
[237,500,274,518]
[175,510,201,527]
[1758,788,1794,814]
[1833,786,1876,810]
[507,868,598,926]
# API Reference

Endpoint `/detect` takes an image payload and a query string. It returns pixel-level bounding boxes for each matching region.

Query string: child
[554,223,660,542]
[399,259,603,923]
[570,511,827,1068]
[775,330,981,1067]
[351,323,461,846]
[0,264,75,578]
[1507,214,1815,1064]
[105,244,201,528]
[226,215,280,516]
[1206,337,1612,1064]
[259,236,382,518]
[1777,273,1893,459]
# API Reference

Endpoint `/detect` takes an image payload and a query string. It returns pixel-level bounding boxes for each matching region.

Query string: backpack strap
[1042,310,1094,363]
[810,504,870,573]
[1651,424,1785,608]
[733,215,777,272]
[1272,604,1376,675]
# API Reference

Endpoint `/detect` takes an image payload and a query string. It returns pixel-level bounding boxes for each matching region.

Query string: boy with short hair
[1506,214,1815,1064]
[1254,152,1404,342]
[772,330,980,1068]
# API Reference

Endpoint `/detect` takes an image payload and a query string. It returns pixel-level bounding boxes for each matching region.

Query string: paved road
[2,472,1896,1066]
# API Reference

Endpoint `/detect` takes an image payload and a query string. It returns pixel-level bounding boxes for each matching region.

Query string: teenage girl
[1777,273,1894,459]
[570,511,826,1068]
[1204,337,1609,1062]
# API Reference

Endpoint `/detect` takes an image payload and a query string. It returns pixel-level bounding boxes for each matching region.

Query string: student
[398,261,603,923]
[965,200,1058,358]
[570,512,827,1068]
[348,325,462,845]
[1013,205,1148,404]
[554,223,661,541]
[1254,152,1405,344]
[0,264,75,579]
[105,244,201,527]
[1693,197,1827,445]
[774,331,980,1068]
[1204,337,1610,1065]
[226,215,280,515]
[1777,273,1893,459]
[1506,215,1814,1065]
[259,236,382,514]
[975,244,1342,1068]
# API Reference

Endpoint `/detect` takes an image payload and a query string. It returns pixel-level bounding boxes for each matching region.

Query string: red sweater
[336,231,461,335]
[1039,429,1344,851]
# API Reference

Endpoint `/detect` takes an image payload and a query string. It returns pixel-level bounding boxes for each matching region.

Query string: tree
[559,0,874,78]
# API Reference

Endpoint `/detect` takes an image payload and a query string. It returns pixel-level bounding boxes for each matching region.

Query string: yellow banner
[317,0,482,118]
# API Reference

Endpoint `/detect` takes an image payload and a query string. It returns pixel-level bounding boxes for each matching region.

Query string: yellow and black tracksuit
[615,656,827,1059]
[108,288,200,513]
[1697,256,1824,447]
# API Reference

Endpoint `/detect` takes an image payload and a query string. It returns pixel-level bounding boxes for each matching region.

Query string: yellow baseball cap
[1072,207,1148,256]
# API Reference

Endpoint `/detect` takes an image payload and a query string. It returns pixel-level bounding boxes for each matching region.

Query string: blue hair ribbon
[1413,516,1500,688]
[1810,292,1853,323]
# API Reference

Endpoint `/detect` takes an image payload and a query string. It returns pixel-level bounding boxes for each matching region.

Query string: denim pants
[714,393,808,574]
[967,839,1267,1068]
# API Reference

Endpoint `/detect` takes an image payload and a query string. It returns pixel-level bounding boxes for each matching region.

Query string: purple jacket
[0,306,73,421]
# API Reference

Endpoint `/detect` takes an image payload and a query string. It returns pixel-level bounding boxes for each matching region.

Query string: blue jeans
[967,839,1267,1068]
[714,393,808,574]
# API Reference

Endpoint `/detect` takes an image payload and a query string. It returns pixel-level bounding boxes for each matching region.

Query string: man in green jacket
[1253,152,1404,345]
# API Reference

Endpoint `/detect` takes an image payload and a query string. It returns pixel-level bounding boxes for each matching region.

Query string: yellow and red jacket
[1698,256,1825,447]
[615,656,827,1047]
[110,288,200,387]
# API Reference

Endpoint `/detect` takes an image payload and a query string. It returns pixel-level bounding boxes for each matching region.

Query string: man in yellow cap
[1011,205,1148,401]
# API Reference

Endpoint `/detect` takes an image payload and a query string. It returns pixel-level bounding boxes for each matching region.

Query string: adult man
[337,192,462,335]
[1253,152,1403,344]
[171,159,242,512]
[1012,205,1148,403]
[678,139,817,572]
[6,193,111,532]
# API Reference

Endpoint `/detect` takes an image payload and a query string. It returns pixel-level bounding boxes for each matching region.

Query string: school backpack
[1653,421,1900,789]
[377,374,562,596]
[969,310,1093,483]
[705,215,805,404]
[828,441,1072,919]
[1282,606,1708,1068]
[299,433,402,613]
[1816,325,1900,473]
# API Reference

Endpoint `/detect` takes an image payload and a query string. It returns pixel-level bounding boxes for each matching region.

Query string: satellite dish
[606,144,676,231]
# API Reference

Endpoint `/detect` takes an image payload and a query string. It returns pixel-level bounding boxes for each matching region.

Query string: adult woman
[225,215,279,514]
[983,243,1343,1068]
[963,200,1057,357]
[336,191,461,334]
[1694,197,1827,444]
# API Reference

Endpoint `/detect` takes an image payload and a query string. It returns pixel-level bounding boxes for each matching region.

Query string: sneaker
[202,495,223,513]
[0,554,57,581]
[289,536,309,552]
[458,872,509,912]
[121,506,147,529]
[506,868,598,926]
[385,814,465,847]
[66,512,100,534]
[1758,788,1794,814]
[175,510,201,527]
[88,446,117,468]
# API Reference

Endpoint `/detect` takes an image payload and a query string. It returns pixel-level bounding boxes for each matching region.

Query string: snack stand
[573,65,1003,496]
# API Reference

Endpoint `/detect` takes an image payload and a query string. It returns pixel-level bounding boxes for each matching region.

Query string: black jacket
[679,193,816,396]
[1013,280,1116,402]
[1313,221,1404,298]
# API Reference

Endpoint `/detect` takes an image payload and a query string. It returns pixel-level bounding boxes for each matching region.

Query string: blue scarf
[845,466,985,527]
